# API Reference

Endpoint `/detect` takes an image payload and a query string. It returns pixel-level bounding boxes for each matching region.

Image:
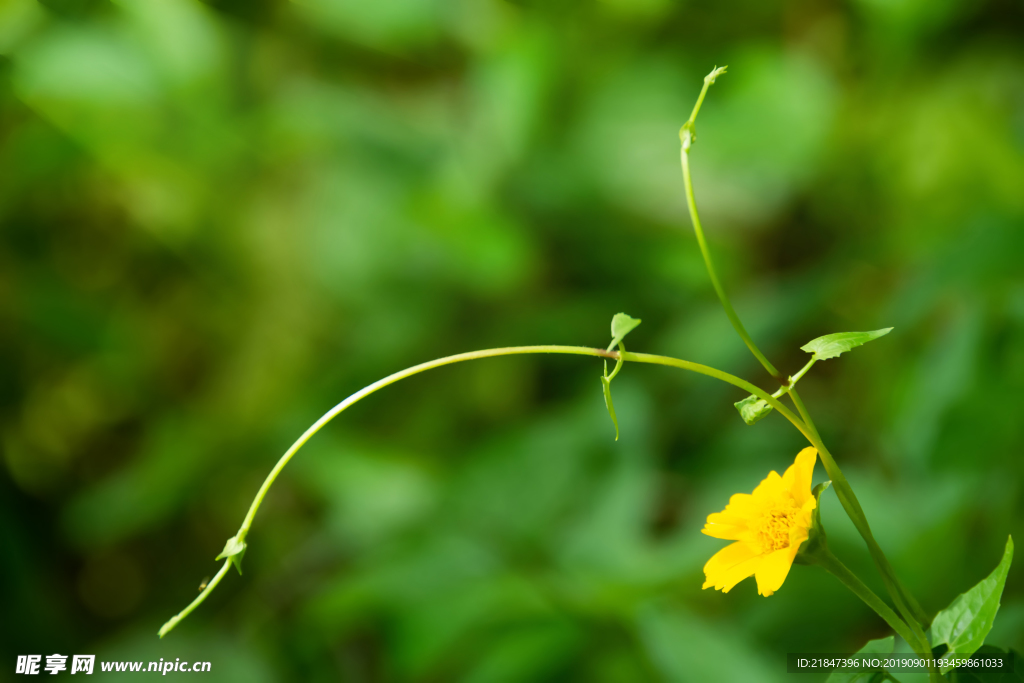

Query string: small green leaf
[825,636,894,683]
[808,481,831,536]
[215,535,247,575]
[800,328,893,361]
[932,536,1014,673]
[734,394,773,425]
[610,313,641,348]
[600,375,619,441]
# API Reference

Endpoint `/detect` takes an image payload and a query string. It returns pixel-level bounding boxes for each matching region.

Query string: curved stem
[620,351,811,440]
[681,148,782,381]
[159,344,808,637]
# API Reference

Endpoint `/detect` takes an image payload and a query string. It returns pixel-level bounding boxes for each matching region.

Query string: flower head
[702,447,818,596]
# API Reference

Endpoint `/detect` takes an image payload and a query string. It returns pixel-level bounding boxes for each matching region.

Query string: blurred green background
[2,0,1023,680]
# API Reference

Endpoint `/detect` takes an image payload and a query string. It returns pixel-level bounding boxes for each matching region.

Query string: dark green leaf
[825,636,894,683]
[610,313,641,348]
[800,328,893,361]
[932,536,1014,673]
[948,645,1024,682]
[733,394,773,425]
[600,375,619,441]
[215,535,247,575]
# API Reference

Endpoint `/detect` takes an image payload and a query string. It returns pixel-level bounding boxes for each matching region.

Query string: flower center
[757,506,797,552]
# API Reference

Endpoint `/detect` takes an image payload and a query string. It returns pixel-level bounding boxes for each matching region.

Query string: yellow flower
[702,447,818,596]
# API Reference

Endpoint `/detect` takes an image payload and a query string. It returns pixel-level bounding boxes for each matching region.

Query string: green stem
[680,147,782,381]
[810,546,919,654]
[770,358,817,400]
[158,344,808,637]
[789,389,940,681]
[158,559,231,638]
[682,65,727,135]
[680,67,935,677]
[620,351,810,438]
[814,548,940,682]
[606,342,626,381]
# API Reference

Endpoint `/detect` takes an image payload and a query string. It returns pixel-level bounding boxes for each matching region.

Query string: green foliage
[825,636,893,683]
[609,312,641,349]
[2,0,1023,678]
[806,481,831,540]
[600,374,619,441]
[932,537,1015,672]
[215,535,247,576]
[600,312,640,440]
[800,329,894,361]
[734,394,773,425]
[948,646,1024,682]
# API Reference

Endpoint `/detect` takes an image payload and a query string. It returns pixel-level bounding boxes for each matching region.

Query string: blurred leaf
[932,536,1014,673]
[610,312,641,348]
[800,328,893,361]
[636,604,785,682]
[825,635,893,683]
[734,394,772,425]
[0,0,45,55]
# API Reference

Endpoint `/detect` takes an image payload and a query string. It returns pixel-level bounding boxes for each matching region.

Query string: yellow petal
[703,541,762,592]
[702,522,747,540]
[782,448,818,506]
[716,554,764,593]
[722,493,760,516]
[754,546,798,596]
[706,510,751,526]
[789,522,809,549]
[751,470,785,502]
[795,496,816,529]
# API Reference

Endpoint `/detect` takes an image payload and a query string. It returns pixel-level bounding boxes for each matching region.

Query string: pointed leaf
[808,481,832,535]
[932,536,1014,673]
[825,636,894,683]
[610,313,641,348]
[600,375,619,441]
[801,328,893,361]
[215,535,247,575]
[734,394,773,425]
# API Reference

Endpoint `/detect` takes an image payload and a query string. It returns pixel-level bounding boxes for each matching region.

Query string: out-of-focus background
[2,0,1023,680]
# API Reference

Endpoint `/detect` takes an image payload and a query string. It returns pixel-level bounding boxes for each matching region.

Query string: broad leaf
[825,636,894,683]
[610,313,641,348]
[801,328,893,361]
[734,394,773,425]
[216,535,247,575]
[932,536,1014,673]
[600,375,619,441]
